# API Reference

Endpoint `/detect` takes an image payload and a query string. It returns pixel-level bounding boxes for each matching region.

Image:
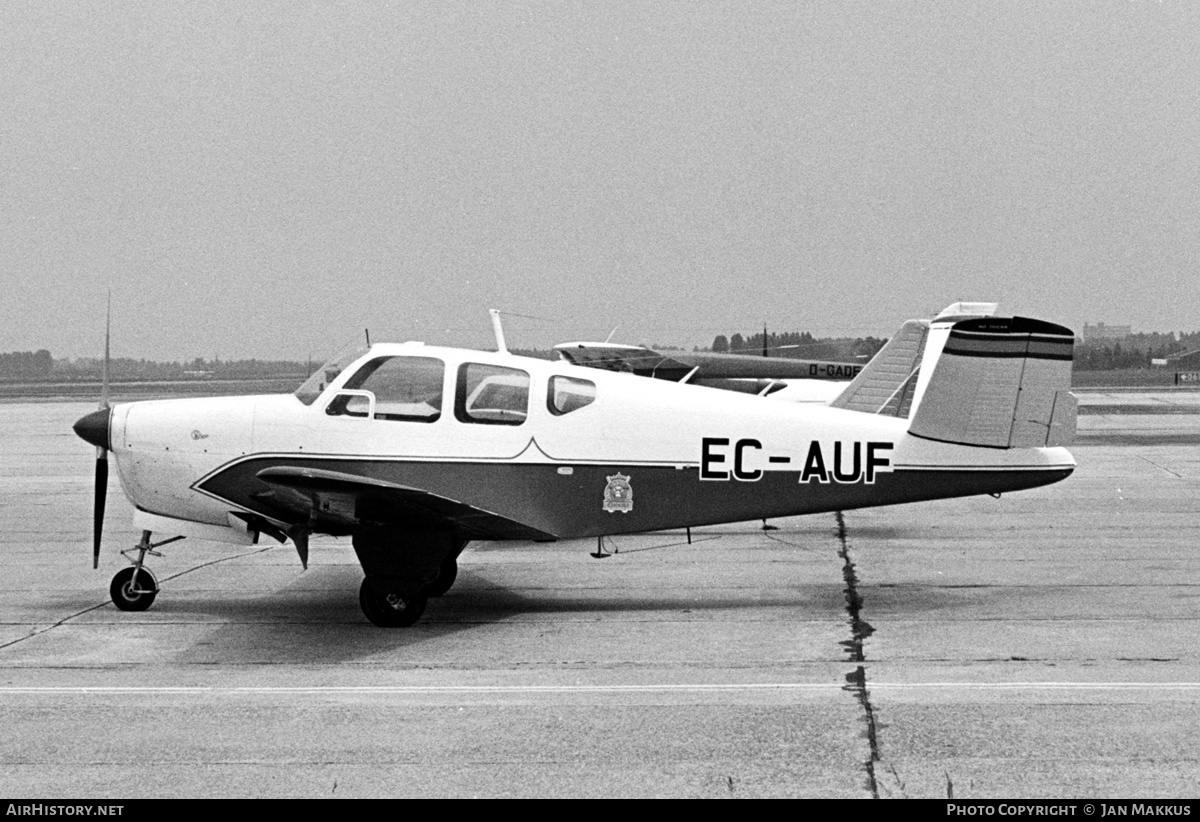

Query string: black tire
[110,567,157,612]
[423,557,458,597]
[359,578,427,627]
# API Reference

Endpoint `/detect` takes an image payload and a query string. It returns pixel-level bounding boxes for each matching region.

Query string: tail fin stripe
[943,344,1072,361]
[944,333,1072,361]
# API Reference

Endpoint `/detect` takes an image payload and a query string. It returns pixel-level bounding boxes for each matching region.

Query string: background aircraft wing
[253,466,557,541]
[555,342,860,382]
[553,342,691,375]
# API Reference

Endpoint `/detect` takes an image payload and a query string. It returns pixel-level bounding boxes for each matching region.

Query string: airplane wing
[553,342,692,376]
[253,466,557,542]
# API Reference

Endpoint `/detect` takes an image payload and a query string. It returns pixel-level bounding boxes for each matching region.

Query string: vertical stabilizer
[907,316,1076,448]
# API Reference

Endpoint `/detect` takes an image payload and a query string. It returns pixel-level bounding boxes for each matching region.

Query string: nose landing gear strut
[109,530,183,612]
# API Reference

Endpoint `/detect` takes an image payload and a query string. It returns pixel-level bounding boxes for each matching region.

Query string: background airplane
[552,340,861,402]
[74,306,1077,627]
[554,302,999,405]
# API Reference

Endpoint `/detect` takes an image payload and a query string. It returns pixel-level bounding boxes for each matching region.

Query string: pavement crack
[0,546,275,654]
[1135,455,1184,478]
[835,510,881,799]
[156,545,276,584]
[843,665,881,798]
[0,602,111,652]
[835,510,874,661]
[763,532,824,555]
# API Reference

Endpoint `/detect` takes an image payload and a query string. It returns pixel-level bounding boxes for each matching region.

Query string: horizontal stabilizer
[934,302,998,322]
[907,316,1076,448]
[830,319,930,417]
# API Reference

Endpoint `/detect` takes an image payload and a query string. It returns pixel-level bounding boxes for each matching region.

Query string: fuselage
[96,342,1075,543]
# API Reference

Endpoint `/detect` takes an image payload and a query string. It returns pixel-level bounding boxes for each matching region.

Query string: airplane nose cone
[74,408,111,450]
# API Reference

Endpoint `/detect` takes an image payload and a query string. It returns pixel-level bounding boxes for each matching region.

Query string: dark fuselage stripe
[195,454,1074,541]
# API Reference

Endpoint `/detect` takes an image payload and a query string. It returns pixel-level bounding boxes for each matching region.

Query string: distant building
[1082,322,1132,342]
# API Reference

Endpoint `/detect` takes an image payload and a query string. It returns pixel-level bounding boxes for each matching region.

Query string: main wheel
[359,578,427,627]
[423,556,458,597]
[110,567,158,612]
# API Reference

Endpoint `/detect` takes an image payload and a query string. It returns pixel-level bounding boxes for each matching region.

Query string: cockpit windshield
[294,343,370,406]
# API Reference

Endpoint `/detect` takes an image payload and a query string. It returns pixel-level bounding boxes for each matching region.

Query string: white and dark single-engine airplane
[73,305,1077,627]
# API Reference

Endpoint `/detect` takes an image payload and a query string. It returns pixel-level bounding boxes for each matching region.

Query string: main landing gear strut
[356,548,465,626]
[108,530,182,612]
[353,530,467,627]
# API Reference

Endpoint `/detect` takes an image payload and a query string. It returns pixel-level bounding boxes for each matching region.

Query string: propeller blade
[101,290,111,410]
[85,291,111,568]
[74,410,111,564]
[93,447,107,569]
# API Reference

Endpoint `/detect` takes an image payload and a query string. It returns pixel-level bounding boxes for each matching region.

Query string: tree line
[707,330,1200,372]
[1075,332,1200,371]
[0,350,54,380]
[0,353,311,382]
[710,331,888,363]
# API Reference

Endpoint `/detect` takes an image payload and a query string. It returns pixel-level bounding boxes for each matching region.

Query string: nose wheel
[107,530,181,612]
[109,567,158,611]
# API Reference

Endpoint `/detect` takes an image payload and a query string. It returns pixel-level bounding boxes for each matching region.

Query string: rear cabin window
[547,375,596,415]
[325,356,444,422]
[455,363,529,425]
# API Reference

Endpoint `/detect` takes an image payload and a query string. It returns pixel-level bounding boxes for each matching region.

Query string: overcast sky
[3,2,1198,361]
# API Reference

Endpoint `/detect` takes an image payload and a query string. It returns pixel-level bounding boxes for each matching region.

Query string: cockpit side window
[294,344,369,406]
[455,363,530,425]
[547,375,596,415]
[326,356,444,422]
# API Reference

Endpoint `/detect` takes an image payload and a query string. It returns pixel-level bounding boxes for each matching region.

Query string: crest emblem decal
[603,473,633,513]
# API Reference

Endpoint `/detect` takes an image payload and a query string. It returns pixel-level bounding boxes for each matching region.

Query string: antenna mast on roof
[489,309,508,353]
